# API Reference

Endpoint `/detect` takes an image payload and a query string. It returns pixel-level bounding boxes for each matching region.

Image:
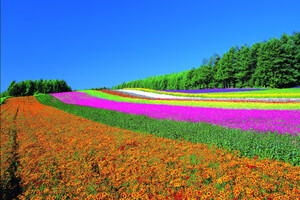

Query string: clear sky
[1,0,300,91]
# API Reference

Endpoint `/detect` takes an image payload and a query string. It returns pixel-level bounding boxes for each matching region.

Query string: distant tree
[61,80,72,91]
[255,42,269,87]
[25,80,35,95]
[274,35,300,87]
[7,81,20,96]
[210,53,220,88]
[0,90,9,97]
[248,43,261,87]
[51,79,58,93]
[7,80,17,92]
[5,79,72,97]
[215,47,237,88]
[234,44,252,88]
[159,76,168,90]
[91,87,110,90]
[190,68,201,89]
[50,80,56,93]
[18,81,27,96]
[166,74,177,90]
[203,65,214,89]
[36,79,44,93]
[184,68,195,89]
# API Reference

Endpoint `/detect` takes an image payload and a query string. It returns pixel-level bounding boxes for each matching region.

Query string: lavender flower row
[51,92,300,136]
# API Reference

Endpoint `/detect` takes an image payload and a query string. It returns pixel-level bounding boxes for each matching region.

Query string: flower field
[1,91,300,199]
[82,90,300,110]
[123,88,300,99]
[99,89,294,103]
[51,92,300,136]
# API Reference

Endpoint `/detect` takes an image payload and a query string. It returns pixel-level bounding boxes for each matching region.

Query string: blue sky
[1,0,300,91]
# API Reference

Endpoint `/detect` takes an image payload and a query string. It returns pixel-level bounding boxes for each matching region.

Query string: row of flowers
[123,88,300,98]
[86,90,300,110]
[1,96,300,199]
[100,89,299,104]
[52,92,300,136]
[1,98,18,198]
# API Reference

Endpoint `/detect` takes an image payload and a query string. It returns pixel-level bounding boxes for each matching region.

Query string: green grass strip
[35,94,300,167]
[80,90,300,110]
[124,88,300,98]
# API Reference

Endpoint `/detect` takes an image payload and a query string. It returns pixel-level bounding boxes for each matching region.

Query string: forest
[1,79,72,97]
[113,32,300,90]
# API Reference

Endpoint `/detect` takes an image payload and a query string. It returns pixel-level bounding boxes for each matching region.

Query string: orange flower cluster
[1,96,300,199]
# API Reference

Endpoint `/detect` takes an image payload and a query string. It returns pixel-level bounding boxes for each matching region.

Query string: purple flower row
[159,89,267,93]
[51,92,300,136]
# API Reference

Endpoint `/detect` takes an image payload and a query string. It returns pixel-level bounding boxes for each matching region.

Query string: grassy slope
[81,90,300,110]
[123,88,300,98]
[35,94,300,167]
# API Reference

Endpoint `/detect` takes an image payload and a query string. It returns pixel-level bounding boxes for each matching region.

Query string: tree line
[113,32,300,90]
[90,87,110,90]
[1,79,72,97]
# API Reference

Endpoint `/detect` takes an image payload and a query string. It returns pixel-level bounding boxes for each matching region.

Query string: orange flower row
[1,100,19,199]
[1,96,300,199]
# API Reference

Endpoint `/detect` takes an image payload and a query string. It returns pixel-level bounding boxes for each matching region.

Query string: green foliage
[5,79,72,97]
[36,94,300,167]
[0,90,9,98]
[7,81,20,97]
[112,32,300,90]
[89,87,110,90]
[0,96,13,105]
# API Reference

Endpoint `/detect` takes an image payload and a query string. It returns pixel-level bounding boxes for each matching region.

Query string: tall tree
[25,80,35,95]
[249,43,261,87]
[215,47,237,88]
[274,35,300,87]
[7,81,20,96]
[209,53,220,88]
[18,81,27,96]
[234,44,252,88]
[184,68,195,89]
[255,42,270,87]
